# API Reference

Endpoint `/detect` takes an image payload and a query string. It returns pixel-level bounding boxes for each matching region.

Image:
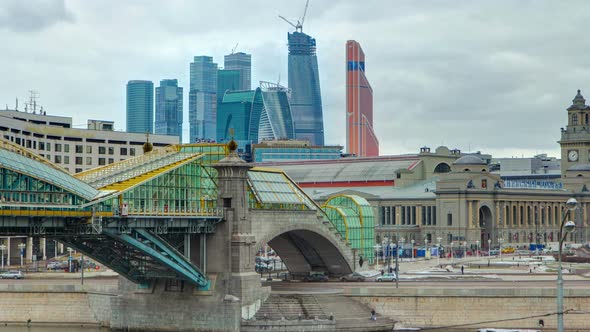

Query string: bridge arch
[252,212,355,277]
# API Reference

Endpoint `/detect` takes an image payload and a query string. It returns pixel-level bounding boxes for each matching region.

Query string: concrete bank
[346,287,590,330]
[0,284,117,327]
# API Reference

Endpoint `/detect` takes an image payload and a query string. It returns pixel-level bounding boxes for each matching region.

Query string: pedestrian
[370,310,377,321]
[461,265,464,275]
[380,269,384,276]
[389,266,393,274]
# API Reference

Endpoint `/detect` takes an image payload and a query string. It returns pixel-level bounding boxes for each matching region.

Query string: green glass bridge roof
[248,169,317,209]
[0,149,99,201]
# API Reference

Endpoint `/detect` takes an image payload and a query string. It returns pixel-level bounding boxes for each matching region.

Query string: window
[75,157,83,165]
[98,158,106,166]
[86,157,92,165]
[39,142,45,151]
[75,168,83,173]
[55,143,62,152]
[572,113,578,125]
[54,155,61,164]
[130,148,136,156]
[46,154,50,160]
[64,156,70,164]
[481,179,487,188]
[86,146,92,154]
[76,145,83,153]
[447,213,453,226]
[46,143,51,151]
[64,144,70,153]
[108,158,114,164]
[99,146,106,154]
[120,147,128,155]
[108,147,114,155]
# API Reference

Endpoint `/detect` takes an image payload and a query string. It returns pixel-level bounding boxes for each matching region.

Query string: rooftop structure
[0,109,178,173]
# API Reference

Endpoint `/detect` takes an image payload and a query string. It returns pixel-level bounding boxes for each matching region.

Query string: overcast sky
[1,1,590,158]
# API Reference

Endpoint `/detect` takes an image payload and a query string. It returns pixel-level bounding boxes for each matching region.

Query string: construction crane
[278,0,309,33]
[231,42,239,54]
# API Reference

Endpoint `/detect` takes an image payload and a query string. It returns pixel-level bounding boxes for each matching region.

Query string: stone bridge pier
[110,149,270,332]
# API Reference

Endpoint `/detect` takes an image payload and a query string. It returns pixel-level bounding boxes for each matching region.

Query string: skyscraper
[189,56,218,142]
[126,80,154,134]
[216,82,295,154]
[155,79,183,141]
[346,40,379,157]
[224,52,251,90]
[288,31,324,146]
[217,69,241,105]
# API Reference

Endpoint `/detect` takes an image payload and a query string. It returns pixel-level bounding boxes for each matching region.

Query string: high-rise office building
[155,79,183,141]
[126,80,154,134]
[288,31,324,146]
[346,40,379,157]
[217,69,241,105]
[224,52,251,90]
[189,56,218,142]
[217,82,295,155]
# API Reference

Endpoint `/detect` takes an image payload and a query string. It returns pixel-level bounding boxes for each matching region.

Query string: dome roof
[567,163,590,172]
[453,155,486,165]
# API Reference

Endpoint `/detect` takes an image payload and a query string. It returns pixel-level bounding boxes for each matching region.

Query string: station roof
[259,156,420,183]
[0,148,99,201]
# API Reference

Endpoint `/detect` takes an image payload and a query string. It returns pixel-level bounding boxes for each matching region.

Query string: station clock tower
[559,89,590,179]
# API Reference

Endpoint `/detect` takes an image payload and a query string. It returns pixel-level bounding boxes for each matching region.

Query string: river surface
[0,327,517,332]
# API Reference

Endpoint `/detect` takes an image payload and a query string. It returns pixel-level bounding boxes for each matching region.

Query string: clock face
[568,150,579,161]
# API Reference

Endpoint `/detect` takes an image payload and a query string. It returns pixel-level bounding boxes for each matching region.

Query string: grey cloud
[0,0,74,32]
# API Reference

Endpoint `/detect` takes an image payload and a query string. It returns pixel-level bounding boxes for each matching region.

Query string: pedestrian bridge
[0,137,374,290]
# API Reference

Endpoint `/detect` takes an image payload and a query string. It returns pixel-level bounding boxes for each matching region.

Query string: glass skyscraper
[224,52,251,90]
[346,40,378,157]
[217,69,241,105]
[189,56,217,142]
[126,80,154,134]
[155,79,183,141]
[216,82,295,154]
[288,31,324,146]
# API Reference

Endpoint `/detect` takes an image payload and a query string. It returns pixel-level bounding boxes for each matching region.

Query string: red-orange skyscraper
[346,40,379,157]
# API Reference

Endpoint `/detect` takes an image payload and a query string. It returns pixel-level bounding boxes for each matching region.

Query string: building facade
[262,89,590,252]
[252,140,342,163]
[346,40,378,157]
[155,79,183,141]
[258,81,296,142]
[189,56,218,142]
[288,31,324,146]
[0,110,178,173]
[126,80,154,134]
[217,69,241,105]
[224,52,251,91]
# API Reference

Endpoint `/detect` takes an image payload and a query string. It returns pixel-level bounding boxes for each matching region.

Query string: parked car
[303,272,329,282]
[375,273,397,282]
[47,261,63,270]
[255,263,273,273]
[339,272,366,282]
[0,270,24,279]
[489,249,500,256]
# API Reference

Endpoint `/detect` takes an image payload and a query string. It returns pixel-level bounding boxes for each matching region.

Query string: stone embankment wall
[0,284,116,326]
[347,288,590,330]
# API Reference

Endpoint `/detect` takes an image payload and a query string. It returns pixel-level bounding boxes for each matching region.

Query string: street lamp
[424,238,429,260]
[463,241,467,259]
[18,243,26,266]
[557,197,578,332]
[499,238,504,260]
[450,241,454,264]
[476,240,480,259]
[436,237,442,266]
[487,239,491,254]
[0,244,6,270]
[400,238,405,261]
[411,239,415,260]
